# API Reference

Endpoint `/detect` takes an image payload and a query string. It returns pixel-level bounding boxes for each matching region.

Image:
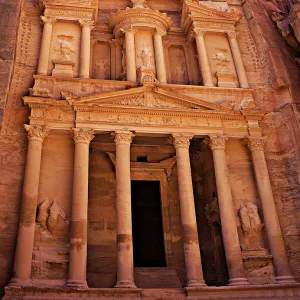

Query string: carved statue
[139,45,153,68]
[122,49,126,72]
[240,202,264,249]
[211,48,230,71]
[131,0,147,8]
[54,39,75,61]
[175,60,185,82]
[37,199,69,236]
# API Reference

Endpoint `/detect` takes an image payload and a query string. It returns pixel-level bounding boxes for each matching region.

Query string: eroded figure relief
[139,44,153,68]
[54,36,75,61]
[240,202,264,249]
[211,48,230,71]
[95,59,109,79]
[122,49,126,72]
[131,0,147,9]
[37,199,69,236]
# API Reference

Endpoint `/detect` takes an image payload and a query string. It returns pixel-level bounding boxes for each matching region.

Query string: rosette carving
[72,128,95,144]
[172,133,193,149]
[24,125,50,142]
[113,130,134,146]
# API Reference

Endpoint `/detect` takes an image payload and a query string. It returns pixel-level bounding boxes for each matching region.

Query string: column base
[8,278,31,287]
[66,280,88,289]
[228,277,250,286]
[204,83,214,87]
[115,280,137,288]
[276,276,297,284]
[187,279,207,287]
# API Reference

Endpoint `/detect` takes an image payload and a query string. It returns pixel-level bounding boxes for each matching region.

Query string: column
[246,137,296,284]
[172,134,206,287]
[163,40,171,83]
[153,30,167,84]
[123,28,137,82]
[113,130,136,288]
[67,129,95,288]
[208,135,249,286]
[227,32,249,88]
[10,125,49,285]
[37,16,56,75]
[115,39,123,79]
[79,20,94,79]
[194,30,214,87]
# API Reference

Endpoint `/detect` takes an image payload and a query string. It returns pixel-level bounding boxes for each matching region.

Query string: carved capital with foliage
[243,136,266,152]
[72,128,95,145]
[172,133,193,149]
[78,19,95,29]
[24,125,50,143]
[207,135,228,151]
[41,16,57,26]
[113,130,134,146]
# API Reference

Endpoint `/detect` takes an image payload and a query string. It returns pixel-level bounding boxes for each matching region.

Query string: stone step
[134,268,183,289]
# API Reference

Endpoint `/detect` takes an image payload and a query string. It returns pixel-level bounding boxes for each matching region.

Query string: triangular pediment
[70,86,224,112]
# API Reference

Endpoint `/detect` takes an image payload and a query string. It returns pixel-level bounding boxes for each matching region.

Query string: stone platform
[4,284,300,300]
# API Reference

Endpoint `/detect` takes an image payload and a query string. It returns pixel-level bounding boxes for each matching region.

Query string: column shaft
[153,33,167,84]
[173,134,206,287]
[209,136,249,286]
[11,125,49,285]
[247,137,295,283]
[79,20,94,79]
[194,31,214,87]
[110,40,117,80]
[227,32,249,88]
[37,17,56,75]
[67,129,94,288]
[115,40,123,79]
[124,30,136,82]
[114,131,136,288]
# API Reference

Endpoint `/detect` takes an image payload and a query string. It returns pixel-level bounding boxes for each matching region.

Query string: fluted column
[194,30,214,87]
[245,137,295,284]
[227,32,249,88]
[37,16,56,75]
[10,125,49,285]
[79,20,94,79]
[113,130,136,288]
[172,134,206,287]
[67,129,95,288]
[153,30,167,84]
[208,136,249,286]
[123,28,137,82]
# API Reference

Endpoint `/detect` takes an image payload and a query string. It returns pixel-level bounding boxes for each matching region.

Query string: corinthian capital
[41,16,57,25]
[172,133,193,149]
[79,19,95,29]
[72,128,95,144]
[207,135,228,151]
[193,29,206,37]
[113,130,134,146]
[243,136,266,152]
[24,125,50,142]
[227,31,237,39]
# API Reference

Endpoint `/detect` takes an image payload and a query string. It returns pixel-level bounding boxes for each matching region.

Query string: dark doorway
[131,180,166,267]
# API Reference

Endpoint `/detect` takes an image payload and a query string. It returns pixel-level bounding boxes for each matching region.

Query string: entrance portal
[131,180,166,267]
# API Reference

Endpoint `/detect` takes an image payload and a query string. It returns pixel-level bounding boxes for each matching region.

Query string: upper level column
[67,128,95,288]
[172,134,206,287]
[37,16,57,75]
[122,28,137,82]
[79,20,95,79]
[227,32,249,88]
[208,135,249,286]
[153,29,167,84]
[245,137,295,284]
[194,30,214,87]
[10,125,49,285]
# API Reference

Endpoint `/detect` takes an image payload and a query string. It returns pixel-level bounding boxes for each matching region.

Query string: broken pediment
[70,86,222,112]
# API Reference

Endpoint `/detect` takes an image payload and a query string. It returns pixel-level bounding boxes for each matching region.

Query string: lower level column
[246,137,295,284]
[208,135,249,286]
[172,134,206,287]
[67,129,95,288]
[10,125,49,285]
[113,130,136,288]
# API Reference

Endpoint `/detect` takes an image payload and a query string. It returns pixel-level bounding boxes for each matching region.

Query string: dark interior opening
[136,156,148,162]
[131,180,166,267]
